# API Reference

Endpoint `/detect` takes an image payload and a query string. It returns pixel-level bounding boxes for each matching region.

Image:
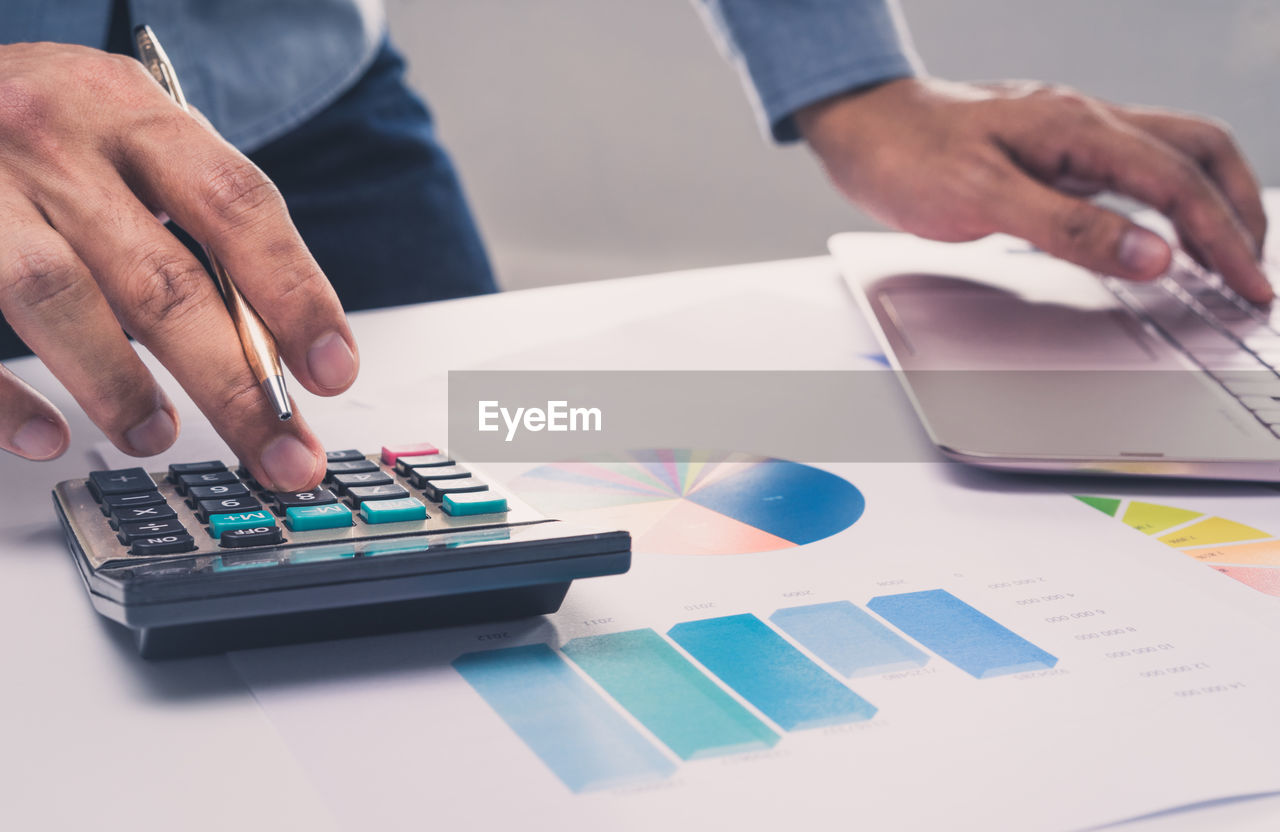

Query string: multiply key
[88,468,155,501]
[332,471,393,494]
[110,504,178,529]
[117,518,187,544]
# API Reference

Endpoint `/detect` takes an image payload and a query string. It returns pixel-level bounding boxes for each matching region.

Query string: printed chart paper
[230,462,1280,832]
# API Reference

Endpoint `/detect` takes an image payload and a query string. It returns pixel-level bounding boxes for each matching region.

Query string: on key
[332,471,393,494]
[117,518,188,544]
[130,533,197,557]
[88,468,155,501]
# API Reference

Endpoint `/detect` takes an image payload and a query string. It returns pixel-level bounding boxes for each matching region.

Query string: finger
[112,109,359,395]
[1110,108,1267,255]
[1052,117,1272,302]
[991,168,1173,280]
[0,365,68,461]
[40,180,327,491]
[0,197,178,455]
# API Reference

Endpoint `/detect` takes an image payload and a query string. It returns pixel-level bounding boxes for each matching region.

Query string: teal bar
[442,491,508,516]
[285,503,353,531]
[668,614,877,731]
[359,496,427,524]
[208,510,276,539]
[771,601,929,677]
[454,644,675,792]
[562,629,778,760]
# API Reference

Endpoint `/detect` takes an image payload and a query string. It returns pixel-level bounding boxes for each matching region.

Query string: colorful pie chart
[510,450,865,555]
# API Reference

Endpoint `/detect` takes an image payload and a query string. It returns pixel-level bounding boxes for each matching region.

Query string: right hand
[0,43,359,490]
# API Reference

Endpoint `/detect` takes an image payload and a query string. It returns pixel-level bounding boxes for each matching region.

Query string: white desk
[3,253,1278,831]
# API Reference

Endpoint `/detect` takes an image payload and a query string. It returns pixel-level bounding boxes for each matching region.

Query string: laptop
[829,231,1280,481]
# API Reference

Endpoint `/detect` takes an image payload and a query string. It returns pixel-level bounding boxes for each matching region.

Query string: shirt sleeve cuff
[766,53,917,143]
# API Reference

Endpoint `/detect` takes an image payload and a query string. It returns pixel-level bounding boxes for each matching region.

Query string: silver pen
[133,24,293,421]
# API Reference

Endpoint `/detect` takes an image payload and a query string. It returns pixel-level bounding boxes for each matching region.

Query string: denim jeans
[0,38,495,359]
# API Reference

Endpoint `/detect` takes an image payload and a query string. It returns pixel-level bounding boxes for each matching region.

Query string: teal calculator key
[285,503,354,531]
[442,491,509,516]
[208,510,277,539]
[360,497,428,524]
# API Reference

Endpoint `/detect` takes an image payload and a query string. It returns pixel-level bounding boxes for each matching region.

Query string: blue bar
[452,644,675,792]
[562,629,779,760]
[667,614,876,731]
[770,601,930,677]
[867,590,1058,679]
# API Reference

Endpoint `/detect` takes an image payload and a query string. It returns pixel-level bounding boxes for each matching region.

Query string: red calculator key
[381,443,438,465]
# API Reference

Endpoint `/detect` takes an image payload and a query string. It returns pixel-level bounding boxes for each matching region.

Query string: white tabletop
[3,249,1278,830]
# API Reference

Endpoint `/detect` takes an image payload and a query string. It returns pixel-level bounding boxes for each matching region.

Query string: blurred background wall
[385,0,1280,290]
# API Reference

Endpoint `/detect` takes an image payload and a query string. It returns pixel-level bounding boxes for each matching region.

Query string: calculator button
[219,526,285,549]
[88,468,156,501]
[195,495,263,522]
[117,518,188,543]
[420,477,489,502]
[325,449,367,463]
[100,490,166,516]
[167,461,226,481]
[395,455,455,476]
[234,466,264,490]
[442,491,509,516]
[129,533,197,556]
[325,459,380,478]
[208,510,277,539]
[381,443,438,465]
[273,488,339,510]
[188,482,252,503]
[360,497,428,524]
[175,470,239,494]
[285,503,354,531]
[409,465,470,488]
[332,471,393,493]
[110,504,178,529]
[347,483,410,506]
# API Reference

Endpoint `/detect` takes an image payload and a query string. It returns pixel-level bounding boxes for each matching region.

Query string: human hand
[0,43,358,489]
[796,78,1272,303]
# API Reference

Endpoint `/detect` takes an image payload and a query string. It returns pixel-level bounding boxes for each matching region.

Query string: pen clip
[133,24,189,111]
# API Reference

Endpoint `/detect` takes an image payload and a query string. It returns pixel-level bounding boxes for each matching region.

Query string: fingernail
[1118,228,1169,277]
[307,332,357,391]
[12,417,63,459]
[261,434,320,491]
[124,409,177,456]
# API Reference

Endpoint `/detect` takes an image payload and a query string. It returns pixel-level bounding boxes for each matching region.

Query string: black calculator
[52,442,630,658]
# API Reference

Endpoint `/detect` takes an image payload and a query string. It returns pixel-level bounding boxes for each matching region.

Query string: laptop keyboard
[1102,254,1280,438]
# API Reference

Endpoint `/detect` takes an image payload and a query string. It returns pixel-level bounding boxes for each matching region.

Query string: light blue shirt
[4,0,918,150]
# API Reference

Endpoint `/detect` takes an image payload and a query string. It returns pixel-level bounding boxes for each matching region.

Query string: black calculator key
[421,477,489,502]
[100,490,166,516]
[273,488,338,510]
[117,518,188,544]
[326,459,379,478]
[129,533,197,556]
[347,483,410,506]
[195,495,263,522]
[167,460,226,481]
[175,470,239,494]
[235,466,264,490]
[332,471,393,493]
[188,482,251,502]
[325,449,366,463]
[409,465,470,488]
[110,504,178,529]
[88,468,156,501]
[395,455,455,476]
[219,525,284,549]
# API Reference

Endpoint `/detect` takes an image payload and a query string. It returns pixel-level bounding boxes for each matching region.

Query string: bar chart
[454,590,1056,793]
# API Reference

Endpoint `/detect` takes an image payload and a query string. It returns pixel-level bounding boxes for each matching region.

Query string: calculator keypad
[69,443,513,567]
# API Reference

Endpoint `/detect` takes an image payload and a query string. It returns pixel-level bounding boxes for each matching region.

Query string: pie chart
[510,450,865,555]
